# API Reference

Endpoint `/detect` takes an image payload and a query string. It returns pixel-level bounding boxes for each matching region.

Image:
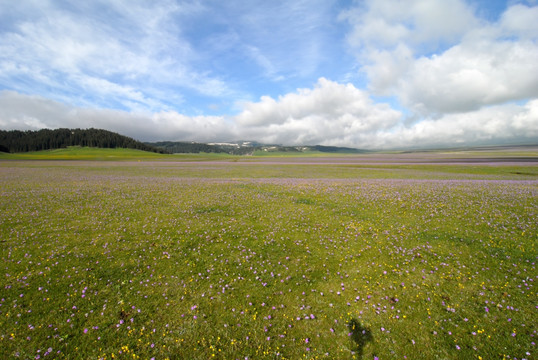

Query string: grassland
[0,150,536,359]
[0,146,237,161]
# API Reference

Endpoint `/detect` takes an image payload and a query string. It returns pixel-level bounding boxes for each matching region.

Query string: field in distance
[0,151,536,359]
[0,146,236,161]
[1,144,538,163]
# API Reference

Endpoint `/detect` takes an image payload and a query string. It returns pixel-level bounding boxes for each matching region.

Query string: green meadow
[0,149,536,359]
[0,147,233,161]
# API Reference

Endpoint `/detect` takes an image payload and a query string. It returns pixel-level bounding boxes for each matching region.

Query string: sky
[0,0,537,149]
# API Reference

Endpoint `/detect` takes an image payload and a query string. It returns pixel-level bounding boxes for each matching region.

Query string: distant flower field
[0,160,536,359]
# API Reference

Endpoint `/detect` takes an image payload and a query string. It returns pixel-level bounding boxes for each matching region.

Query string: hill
[147,141,253,155]
[0,128,166,154]
[147,141,367,154]
[0,146,171,160]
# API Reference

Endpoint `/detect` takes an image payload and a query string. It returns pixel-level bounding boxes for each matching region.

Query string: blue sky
[0,0,537,149]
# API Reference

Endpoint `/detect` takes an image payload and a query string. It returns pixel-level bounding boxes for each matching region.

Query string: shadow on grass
[348,318,373,359]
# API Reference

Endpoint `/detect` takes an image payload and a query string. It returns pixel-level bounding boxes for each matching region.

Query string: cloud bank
[2,81,536,149]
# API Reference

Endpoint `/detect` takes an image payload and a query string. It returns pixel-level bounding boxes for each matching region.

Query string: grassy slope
[0,147,334,160]
[0,146,236,161]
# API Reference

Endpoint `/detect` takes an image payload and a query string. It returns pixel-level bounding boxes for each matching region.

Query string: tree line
[0,128,167,153]
[147,141,255,155]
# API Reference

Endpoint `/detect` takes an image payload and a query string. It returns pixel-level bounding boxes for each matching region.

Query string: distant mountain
[303,145,368,153]
[147,141,254,155]
[0,128,166,154]
[147,140,367,154]
[255,144,368,153]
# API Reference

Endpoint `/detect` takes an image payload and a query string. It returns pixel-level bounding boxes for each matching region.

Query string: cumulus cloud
[235,78,402,145]
[499,4,538,39]
[400,40,538,115]
[341,0,480,97]
[341,0,478,49]
[1,86,537,149]
[342,0,538,117]
[372,100,538,149]
[233,78,537,148]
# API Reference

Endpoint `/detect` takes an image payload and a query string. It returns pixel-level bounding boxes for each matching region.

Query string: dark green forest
[147,142,366,154]
[0,128,166,153]
[147,141,255,155]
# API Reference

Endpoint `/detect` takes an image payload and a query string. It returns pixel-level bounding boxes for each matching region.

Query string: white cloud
[235,78,402,145]
[1,87,536,149]
[342,0,538,119]
[236,78,400,127]
[149,111,235,143]
[374,100,538,149]
[341,0,481,97]
[499,4,538,38]
[233,78,537,148]
[362,44,414,95]
[0,0,231,111]
[399,40,538,114]
[394,2,538,115]
[341,0,478,49]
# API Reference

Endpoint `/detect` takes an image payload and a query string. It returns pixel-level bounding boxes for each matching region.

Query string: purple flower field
[0,160,536,359]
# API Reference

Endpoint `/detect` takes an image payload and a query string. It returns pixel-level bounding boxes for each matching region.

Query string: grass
[0,147,164,160]
[251,150,353,157]
[0,146,237,161]
[1,145,536,161]
[0,156,536,359]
